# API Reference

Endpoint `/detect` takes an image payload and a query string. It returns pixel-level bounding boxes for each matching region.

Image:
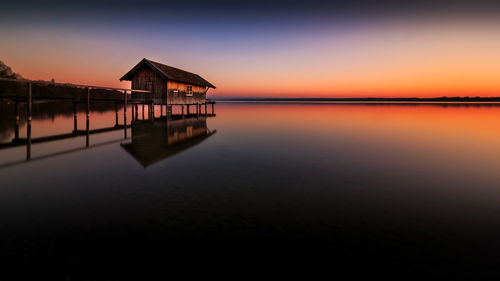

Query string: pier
[0,77,216,163]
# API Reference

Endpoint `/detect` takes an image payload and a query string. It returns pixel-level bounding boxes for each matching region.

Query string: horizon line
[212,96,500,101]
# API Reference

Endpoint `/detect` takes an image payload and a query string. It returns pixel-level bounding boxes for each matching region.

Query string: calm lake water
[1,102,500,280]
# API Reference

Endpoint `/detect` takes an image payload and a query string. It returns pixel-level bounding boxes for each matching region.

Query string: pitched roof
[120,58,216,89]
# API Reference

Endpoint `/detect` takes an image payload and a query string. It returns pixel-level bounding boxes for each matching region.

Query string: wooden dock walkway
[0,77,216,161]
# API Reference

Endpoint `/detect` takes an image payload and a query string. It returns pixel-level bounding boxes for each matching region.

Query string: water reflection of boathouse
[121,116,216,167]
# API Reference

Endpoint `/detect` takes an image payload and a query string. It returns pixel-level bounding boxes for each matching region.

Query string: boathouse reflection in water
[0,101,216,168]
[121,116,216,167]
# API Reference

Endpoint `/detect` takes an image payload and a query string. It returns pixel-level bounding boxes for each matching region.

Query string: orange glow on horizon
[3,18,500,98]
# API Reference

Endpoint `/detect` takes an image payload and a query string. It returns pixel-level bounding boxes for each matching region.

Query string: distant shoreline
[213,97,500,102]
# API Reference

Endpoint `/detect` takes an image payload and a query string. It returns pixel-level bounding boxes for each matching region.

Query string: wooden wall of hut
[130,66,208,105]
[166,81,207,105]
[131,67,167,104]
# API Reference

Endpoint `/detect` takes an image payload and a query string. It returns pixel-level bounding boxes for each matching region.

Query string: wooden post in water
[86,87,90,147]
[204,103,207,116]
[142,104,145,120]
[26,83,32,160]
[181,104,184,118]
[187,104,190,115]
[124,90,128,139]
[14,102,20,141]
[135,104,138,120]
[212,103,214,115]
[131,102,135,123]
[150,103,154,123]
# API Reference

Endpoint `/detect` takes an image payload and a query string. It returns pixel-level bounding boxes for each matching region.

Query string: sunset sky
[1,0,500,98]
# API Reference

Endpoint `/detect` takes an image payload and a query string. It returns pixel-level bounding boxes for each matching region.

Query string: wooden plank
[0,77,151,93]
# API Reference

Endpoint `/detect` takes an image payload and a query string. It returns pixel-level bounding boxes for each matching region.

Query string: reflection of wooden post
[86,87,90,147]
[14,102,20,141]
[124,90,128,139]
[115,103,119,126]
[27,83,32,160]
[73,102,78,133]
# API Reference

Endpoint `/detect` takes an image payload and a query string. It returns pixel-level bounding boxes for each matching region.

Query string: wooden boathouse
[120,58,216,115]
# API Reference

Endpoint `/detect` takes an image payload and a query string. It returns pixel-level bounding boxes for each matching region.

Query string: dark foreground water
[1,102,500,280]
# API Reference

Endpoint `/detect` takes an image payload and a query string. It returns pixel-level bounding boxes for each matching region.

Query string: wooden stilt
[131,102,135,123]
[212,103,214,115]
[142,104,145,120]
[181,104,184,118]
[124,90,128,139]
[86,87,90,147]
[26,83,32,160]
[14,102,20,141]
[204,103,207,116]
[151,103,154,123]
